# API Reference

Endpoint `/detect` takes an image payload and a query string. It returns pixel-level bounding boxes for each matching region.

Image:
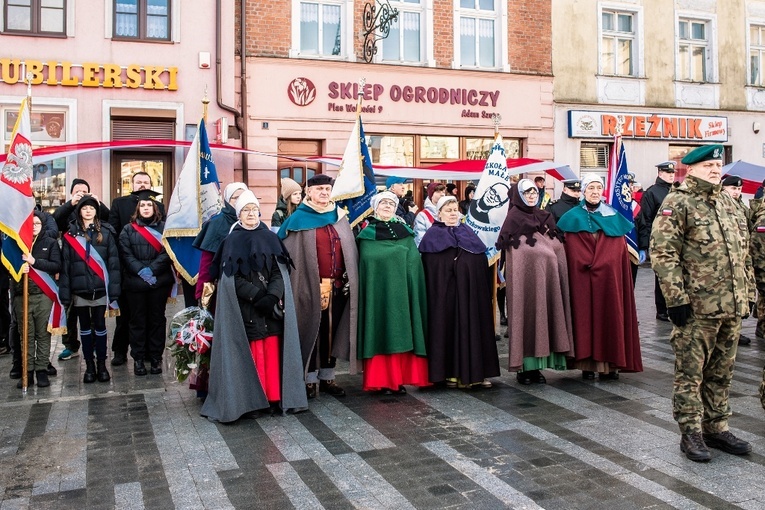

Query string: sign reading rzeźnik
[568,110,728,142]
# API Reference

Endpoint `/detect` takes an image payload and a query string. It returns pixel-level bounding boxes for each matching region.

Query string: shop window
[381,1,424,64]
[750,24,765,86]
[600,9,637,76]
[456,0,503,69]
[420,136,459,160]
[297,0,346,57]
[366,135,414,166]
[668,145,730,182]
[4,0,65,35]
[580,142,609,183]
[465,137,520,160]
[677,18,711,82]
[113,0,170,41]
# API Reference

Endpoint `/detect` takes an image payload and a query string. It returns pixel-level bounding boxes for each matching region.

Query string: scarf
[211,222,293,279]
[556,200,634,237]
[418,221,486,254]
[355,216,413,241]
[277,199,346,239]
[496,183,562,250]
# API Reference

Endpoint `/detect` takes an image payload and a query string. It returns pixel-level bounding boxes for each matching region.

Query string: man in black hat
[51,178,111,361]
[722,175,753,346]
[638,161,676,321]
[109,172,165,366]
[547,179,582,222]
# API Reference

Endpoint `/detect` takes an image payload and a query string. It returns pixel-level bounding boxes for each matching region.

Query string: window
[113,0,170,41]
[750,24,765,86]
[466,138,520,160]
[4,0,65,35]
[381,0,423,63]
[299,1,343,56]
[458,0,498,68]
[678,18,709,82]
[600,10,635,76]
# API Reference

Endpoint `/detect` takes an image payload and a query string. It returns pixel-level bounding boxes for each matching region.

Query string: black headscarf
[210,222,292,279]
[495,183,562,250]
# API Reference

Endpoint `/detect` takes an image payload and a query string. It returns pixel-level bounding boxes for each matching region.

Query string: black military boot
[83,360,97,384]
[9,359,22,379]
[134,360,148,376]
[703,431,752,455]
[149,359,162,375]
[35,370,50,387]
[16,371,34,389]
[680,432,711,462]
[96,360,111,382]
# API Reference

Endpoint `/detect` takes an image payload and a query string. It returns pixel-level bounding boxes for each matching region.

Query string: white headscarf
[517,178,537,206]
[234,189,260,218]
[370,191,398,212]
[435,195,458,211]
[581,173,604,190]
[224,182,248,203]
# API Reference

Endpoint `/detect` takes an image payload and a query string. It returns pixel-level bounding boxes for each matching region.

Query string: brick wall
[508,0,551,75]
[433,1,454,67]
[241,0,292,57]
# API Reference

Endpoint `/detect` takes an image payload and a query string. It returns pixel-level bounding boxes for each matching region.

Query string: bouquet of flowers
[166,306,214,383]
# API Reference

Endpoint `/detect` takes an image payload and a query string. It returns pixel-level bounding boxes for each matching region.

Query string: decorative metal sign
[362,0,399,63]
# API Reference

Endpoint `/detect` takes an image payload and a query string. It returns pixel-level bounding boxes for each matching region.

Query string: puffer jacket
[235,259,284,340]
[271,196,289,228]
[12,212,62,295]
[118,218,174,292]
[59,220,121,306]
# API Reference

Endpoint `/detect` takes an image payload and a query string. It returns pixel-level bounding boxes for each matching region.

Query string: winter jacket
[12,213,62,296]
[59,220,121,306]
[234,259,285,340]
[118,219,174,292]
[271,196,289,228]
[53,199,110,233]
[637,178,672,250]
[413,198,438,246]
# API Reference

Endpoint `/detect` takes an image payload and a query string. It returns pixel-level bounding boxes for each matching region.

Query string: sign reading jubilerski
[568,110,728,142]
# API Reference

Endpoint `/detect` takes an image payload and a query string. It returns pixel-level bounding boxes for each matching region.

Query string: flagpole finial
[202,86,210,123]
[25,72,33,103]
[615,115,624,136]
[492,113,502,137]
[356,78,366,116]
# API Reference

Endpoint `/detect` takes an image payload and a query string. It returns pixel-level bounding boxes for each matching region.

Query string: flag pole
[491,113,503,333]
[21,73,33,392]
[355,78,365,117]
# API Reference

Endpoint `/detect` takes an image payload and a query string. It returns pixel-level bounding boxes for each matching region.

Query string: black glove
[254,294,279,314]
[667,304,692,327]
[744,301,756,320]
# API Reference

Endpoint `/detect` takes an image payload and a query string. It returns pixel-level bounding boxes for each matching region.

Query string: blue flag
[607,135,639,264]
[162,119,223,284]
[330,117,377,227]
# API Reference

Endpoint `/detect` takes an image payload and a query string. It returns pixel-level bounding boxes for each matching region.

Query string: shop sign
[568,110,728,142]
[0,59,178,90]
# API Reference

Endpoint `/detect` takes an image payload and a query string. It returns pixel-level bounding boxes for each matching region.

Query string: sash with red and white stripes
[63,233,120,317]
[132,223,178,301]
[28,267,67,335]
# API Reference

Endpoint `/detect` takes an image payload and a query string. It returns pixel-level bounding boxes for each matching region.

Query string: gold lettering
[0,58,22,85]
[45,61,58,85]
[166,67,178,91]
[142,66,164,89]
[26,60,45,85]
[101,64,123,88]
[81,63,100,87]
[60,61,79,86]
[125,64,141,89]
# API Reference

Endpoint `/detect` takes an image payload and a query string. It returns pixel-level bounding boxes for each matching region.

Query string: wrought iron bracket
[362,0,399,63]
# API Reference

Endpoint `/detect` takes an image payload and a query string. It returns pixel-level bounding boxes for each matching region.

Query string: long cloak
[420,223,499,384]
[281,212,359,374]
[200,263,307,422]
[563,231,642,372]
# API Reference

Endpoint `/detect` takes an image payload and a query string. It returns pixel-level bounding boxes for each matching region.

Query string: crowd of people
[1,144,765,465]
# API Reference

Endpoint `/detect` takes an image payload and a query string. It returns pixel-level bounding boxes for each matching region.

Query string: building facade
[553,0,765,192]
[0,1,238,210]
[243,0,553,217]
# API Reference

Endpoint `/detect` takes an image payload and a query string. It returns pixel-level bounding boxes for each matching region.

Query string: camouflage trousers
[760,367,765,410]
[669,317,740,434]
[756,292,765,338]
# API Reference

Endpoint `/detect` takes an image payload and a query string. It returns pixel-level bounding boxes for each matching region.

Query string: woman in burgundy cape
[556,173,642,380]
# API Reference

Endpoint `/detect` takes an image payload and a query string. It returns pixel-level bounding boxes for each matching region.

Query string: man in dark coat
[386,176,416,226]
[108,171,165,366]
[547,179,581,222]
[52,178,110,361]
[638,161,676,321]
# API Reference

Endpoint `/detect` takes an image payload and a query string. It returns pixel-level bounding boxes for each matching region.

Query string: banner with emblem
[330,116,377,227]
[28,267,67,335]
[606,134,639,264]
[465,134,511,263]
[0,98,36,282]
[162,118,222,284]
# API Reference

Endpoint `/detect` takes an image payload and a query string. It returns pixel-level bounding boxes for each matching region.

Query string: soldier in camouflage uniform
[650,144,755,463]
[749,197,765,339]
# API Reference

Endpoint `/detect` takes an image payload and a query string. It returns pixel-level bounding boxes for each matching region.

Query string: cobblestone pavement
[1,267,765,509]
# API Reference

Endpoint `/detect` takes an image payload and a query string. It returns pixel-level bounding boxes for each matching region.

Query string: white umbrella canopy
[722,160,765,194]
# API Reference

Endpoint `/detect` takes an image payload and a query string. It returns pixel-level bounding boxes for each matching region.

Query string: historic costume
[496,180,574,384]
[557,174,642,377]
[356,191,429,393]
[202,191,307,422]
[420,195,499,387]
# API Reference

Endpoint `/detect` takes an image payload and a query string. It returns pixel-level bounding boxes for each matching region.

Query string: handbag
[257,273,285,320]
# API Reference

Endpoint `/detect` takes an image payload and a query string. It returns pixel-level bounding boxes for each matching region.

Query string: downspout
[239,0,249,186]
[216,0,248,185]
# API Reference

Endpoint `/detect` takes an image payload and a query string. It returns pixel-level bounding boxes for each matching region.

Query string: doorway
[111,152,171,206]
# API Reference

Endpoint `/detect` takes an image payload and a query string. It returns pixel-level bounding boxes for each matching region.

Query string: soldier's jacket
[749,199,765,295]
[650,175,755,318]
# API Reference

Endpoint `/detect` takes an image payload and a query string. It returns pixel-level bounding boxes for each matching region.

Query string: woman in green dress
[356,191,430,395]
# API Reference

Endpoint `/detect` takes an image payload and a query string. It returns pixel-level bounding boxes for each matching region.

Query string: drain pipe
[216,0,248,185]
[239,0,249,186]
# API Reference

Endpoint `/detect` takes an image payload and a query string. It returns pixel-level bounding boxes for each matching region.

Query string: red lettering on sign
[647,115,661,137]
[688,118,703,138]
[634,116,646,137]
[602,115,617,136]
[663,117,678,138]
[622,115,633,136]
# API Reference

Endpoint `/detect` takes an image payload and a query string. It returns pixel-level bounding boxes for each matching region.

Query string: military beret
[721,175,743,187]
[562,179,581,191]
[306,174,334,187]
[681,144,724,165]
[656,161,676,172]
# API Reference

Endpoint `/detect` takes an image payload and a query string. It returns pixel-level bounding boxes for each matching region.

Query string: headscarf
[581,173,603,191]
[435,195,458,212]
[224,182,248,203]
[495,182,561,250]
[517,179,537,207]
[235,190,260,218]
[370,191,398,212]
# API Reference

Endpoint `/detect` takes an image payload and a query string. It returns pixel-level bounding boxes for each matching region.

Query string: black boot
[134,360,147,376]
[35,370,50,387]
[96,360,110,382]
[9,360,22,379]
[499,313,508,326]
[16,371,34,389]
[83,360,97,384]
[149,359,162,375]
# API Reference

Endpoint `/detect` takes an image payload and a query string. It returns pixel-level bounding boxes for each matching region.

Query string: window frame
[453,0,508,71]
[676,15,715,83]
[378,0,427,65]
[291,0,353,60]
[599,8,636,77]
[3,0,67,37]
[111,0,171,42]
[748,22,765,87]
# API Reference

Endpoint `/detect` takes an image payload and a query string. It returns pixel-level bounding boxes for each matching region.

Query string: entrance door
[277,139,321,196]
[111,152,171,206]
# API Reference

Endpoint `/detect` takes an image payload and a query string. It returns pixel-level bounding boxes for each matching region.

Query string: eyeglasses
[241,206,259,214]
[523,189,539,196]
[32,222,42,227]
[377,200,397,208]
